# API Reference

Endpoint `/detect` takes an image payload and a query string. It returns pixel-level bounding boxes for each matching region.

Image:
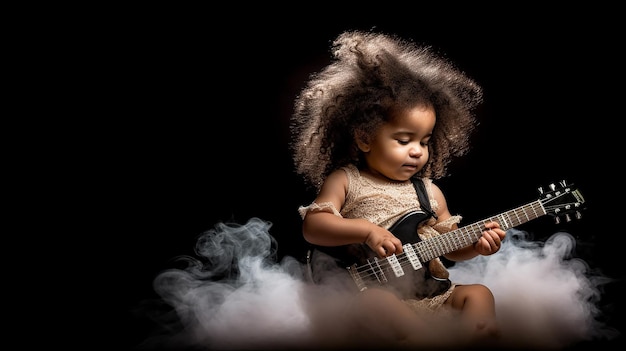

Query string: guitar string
[356,201,544,274]
[353,193,581,284]
[353,203,549,283]
[353,202,548,281]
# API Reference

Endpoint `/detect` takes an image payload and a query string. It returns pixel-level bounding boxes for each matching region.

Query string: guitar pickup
[403,244,423,271]
[386,254,404,277]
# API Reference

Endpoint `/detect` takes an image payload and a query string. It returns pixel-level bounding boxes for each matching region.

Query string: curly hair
[290,30,483,190]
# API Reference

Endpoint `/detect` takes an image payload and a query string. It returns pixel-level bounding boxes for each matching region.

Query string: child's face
[360,105,435,182]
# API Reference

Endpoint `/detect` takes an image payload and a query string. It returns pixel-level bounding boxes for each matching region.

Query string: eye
[397,139,410,145]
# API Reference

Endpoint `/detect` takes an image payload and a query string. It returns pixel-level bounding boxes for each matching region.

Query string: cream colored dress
[299,164,463,313]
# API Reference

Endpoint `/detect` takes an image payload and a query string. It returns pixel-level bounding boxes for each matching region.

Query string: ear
[355,132,370,152]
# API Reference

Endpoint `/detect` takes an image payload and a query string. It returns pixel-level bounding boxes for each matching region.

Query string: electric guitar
[308,181,585,299]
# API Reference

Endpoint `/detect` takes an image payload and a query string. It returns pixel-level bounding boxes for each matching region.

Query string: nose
[409,145,422,157]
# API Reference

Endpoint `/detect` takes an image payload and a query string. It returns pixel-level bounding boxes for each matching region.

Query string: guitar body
[307,211,452,300]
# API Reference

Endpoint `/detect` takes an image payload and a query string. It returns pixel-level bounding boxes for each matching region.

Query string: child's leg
[445,284,500,339]
[348,287,461,349]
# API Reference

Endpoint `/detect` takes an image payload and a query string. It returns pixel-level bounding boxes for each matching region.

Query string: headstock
[538,180,585,224]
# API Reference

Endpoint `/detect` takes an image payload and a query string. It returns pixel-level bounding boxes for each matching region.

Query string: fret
[498,213,509,229]
[513,209,521,226]
[463,226,473,246]
[442,232,452,254]
[530,205,539,218]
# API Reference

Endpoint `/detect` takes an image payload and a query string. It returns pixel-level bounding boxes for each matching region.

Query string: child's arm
[301,170,404,258]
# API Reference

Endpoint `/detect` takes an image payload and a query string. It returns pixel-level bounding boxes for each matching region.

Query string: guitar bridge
[347,264,368,291]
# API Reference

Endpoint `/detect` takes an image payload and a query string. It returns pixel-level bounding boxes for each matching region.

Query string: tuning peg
[554,216,561,224]
[576,211,582,220]
[565,213,572,222]
[549,183,556,191]
[538,186,544,195]
[559,180,568,188]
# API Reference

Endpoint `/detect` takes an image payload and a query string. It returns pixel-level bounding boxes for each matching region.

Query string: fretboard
[415,199,546,262]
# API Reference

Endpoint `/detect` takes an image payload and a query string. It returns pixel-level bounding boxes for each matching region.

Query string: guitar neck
[415,199,546,262]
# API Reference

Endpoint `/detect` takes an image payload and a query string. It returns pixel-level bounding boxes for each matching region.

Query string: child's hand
[473,221,506,256]
[364,224,404,258]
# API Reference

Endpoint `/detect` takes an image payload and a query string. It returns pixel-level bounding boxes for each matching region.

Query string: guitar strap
[410,177,438,221]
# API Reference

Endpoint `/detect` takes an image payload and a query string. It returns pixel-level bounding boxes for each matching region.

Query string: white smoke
[448,229,616,349]
[140,217,618,350]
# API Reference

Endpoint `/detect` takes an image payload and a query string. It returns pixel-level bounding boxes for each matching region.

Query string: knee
[450,284,495,305]
[469,284,494,299]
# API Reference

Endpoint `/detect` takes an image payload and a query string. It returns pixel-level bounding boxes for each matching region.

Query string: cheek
[382,145,406,161]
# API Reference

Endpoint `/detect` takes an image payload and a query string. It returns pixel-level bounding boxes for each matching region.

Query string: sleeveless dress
[299,164,463,314]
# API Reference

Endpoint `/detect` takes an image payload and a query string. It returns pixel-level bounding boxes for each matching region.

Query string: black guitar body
[306,211,451,300]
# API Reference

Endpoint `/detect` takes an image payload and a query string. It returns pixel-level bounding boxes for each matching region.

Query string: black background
[74,6,624,350]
